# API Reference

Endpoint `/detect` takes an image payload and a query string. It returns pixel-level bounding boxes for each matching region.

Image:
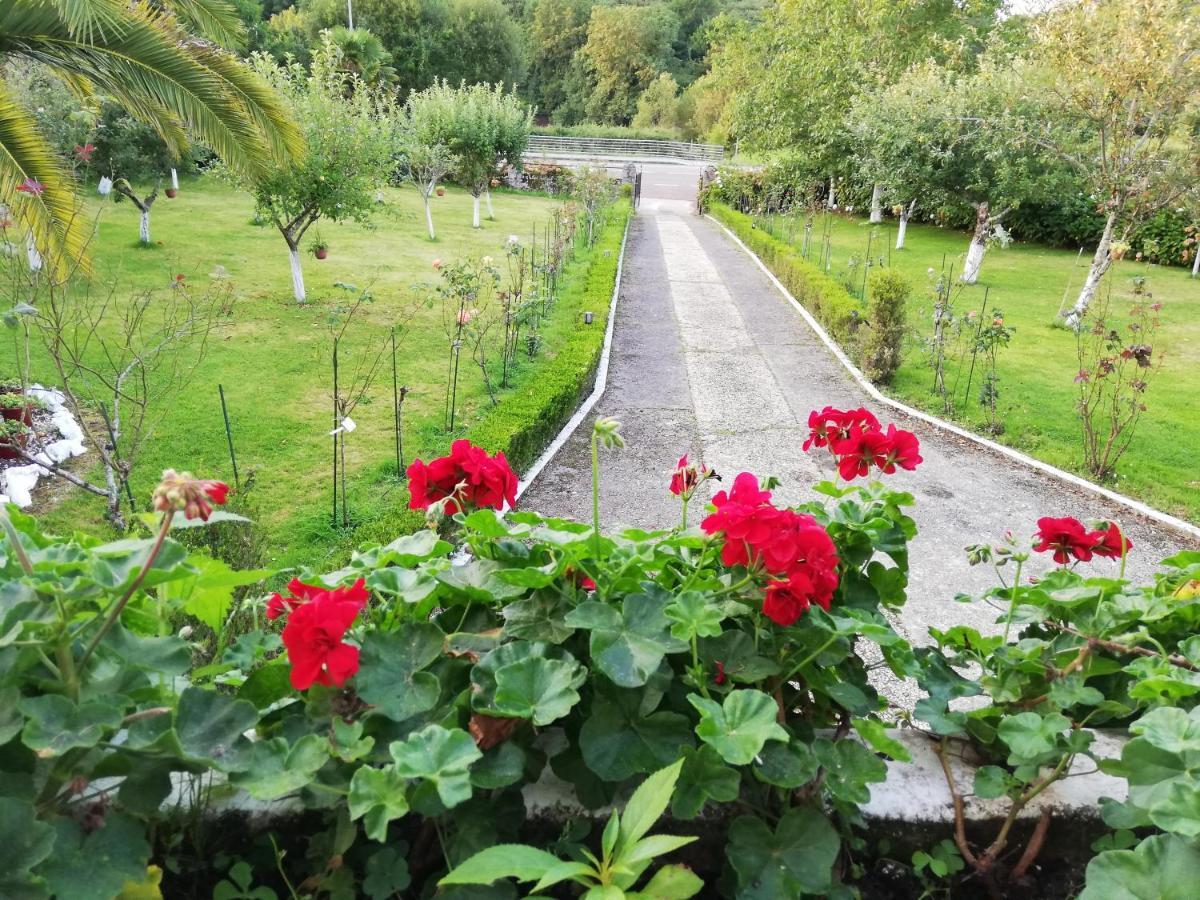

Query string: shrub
[862,268,910,384]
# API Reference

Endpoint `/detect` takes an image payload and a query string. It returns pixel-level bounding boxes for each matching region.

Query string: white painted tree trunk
[289,247,306,302]
[139,209,151,244]
[827,178,837,209]
[170,168,179,190]
[960,203,990,284]
[485,189,494,219]
[424,197,436,240]
[896,201,915,250]
[472,194,481,229]
[869,183,883,223]
[1193,244,1200,278]
[26,234,42,271]
[1065,211,1117,328]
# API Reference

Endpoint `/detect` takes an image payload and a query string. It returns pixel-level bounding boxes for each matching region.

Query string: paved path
[522,191,1198,702]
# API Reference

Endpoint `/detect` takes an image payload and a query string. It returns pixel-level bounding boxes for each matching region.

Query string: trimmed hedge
[707,202,861,345]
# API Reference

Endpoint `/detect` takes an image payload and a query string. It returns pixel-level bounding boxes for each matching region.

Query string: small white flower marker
[98,176,113,196]
[329,416,357,436]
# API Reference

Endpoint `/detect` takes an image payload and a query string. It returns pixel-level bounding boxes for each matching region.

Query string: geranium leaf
[436,559,527,602]
[663,591,724,642]
[37,813,150,900]
[752,739,820,790]
[390,725,482,809]
[565,587,687,688]
[581,694,693,782]
[349,766,410,842]
[470,742,526,790]
[0,794,55,891]
[175,686,257,770]
[813,738,888,806]
[363,845,411,899]
[356,624,444,721]
[689,690,788,765]
[673,745,740,819]
[491,656,586,725]
[973,765,1010,800]
[365,567,439,606]
[1080,834,1200,900]
[19,695,123,756]
[997,712,1071,766]
[229,735,327,800]
[726,808,839,898]
[852,717,912,762]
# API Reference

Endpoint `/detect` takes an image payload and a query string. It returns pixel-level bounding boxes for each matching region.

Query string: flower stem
[1002,558,1024,644]
[680,497,689,530]
[591,429,601,559]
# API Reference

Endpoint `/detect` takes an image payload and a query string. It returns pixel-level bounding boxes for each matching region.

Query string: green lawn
[13,177,610,565]
[760,210,1200,523]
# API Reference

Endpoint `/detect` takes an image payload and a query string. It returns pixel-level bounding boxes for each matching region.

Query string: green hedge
[533,123,683,142]
[707,202,861,345]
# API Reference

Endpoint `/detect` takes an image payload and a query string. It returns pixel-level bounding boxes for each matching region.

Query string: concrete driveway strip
[520,196,1198,684]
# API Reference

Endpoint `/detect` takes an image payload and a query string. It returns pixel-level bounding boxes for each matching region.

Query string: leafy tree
[399,134,459,240]
[431,0,527,88]
[578,4,679,125]
[633,73,683,132]
[0,0,301,271]
[527,0,592,118]
[328,26,397,87]
[243,36,397,301]
[1019,0,1200,327]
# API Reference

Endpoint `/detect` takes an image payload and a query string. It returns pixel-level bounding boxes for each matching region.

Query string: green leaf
[470,742,526,790]
[627,864,703,899]
[530,860,597,894]
[973,765,1010,800]
[363,845,411,900]
[689,690,788,765]
[491,656,585,725]
[331,719,375,762]
[616,759,685,857]
[581,694,693,782]
[229,735,327,800]
[436,559,527,602]
[237,664,293,710]
[390,725,482,809]
[1047,674,1104,710]
[0,686,24,744]
[852,718,912,762]
[1080,834,1200,900]
[159,555,271,632]
[663,591,724,642]
[349,765,410,842]
[727,808,839,898]
[813,738,887,806]
[440,844,563,886]
[565,587,687,688]
[672,745,740,819]
[1148,782,1200,837]
[753,739,820,789]
[0,793,55,889]
[621,834,697,867]
[365,566,439,606]
[997,712,1070,766]
[38,814,149,900]
[176,686,257,770]
[101,625,191,676]
[1130,706,1200,754]
[355,624,443,721]
[19,695,122,756]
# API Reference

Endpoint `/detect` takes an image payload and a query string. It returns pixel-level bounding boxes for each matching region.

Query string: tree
[0,0,301,272]
[1019,0,1200,328]
[578,4,679,124]
[399,135,459,240]
[328,26,397,87]
[245,37,396,301]
[432,0,527,88]
[633,73,683,131]
[527,0,592,118]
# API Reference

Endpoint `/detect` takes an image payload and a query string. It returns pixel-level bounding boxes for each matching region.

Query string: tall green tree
[578,4,679,124]
[0,0,302,271]
[527,0,591,118]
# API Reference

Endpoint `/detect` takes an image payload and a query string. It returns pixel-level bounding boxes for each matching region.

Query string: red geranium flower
[714,660,727,685]
[266,577,330,620]
[832,427,892,480]
[1090,522,1133,559]
[763,573,818,627]
[701,472,783,568]
[407,439,517,513]
[152,469,229,521]
[16,178,45,195]
[74,143,95,162]
[669,453,713,499]
[1033,516,1096,565]
[879,424,922,473]
[280,578,368,690]
[803,406,880,451]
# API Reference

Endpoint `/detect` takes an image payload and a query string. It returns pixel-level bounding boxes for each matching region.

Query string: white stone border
[707,213,1200,543]
[0,385,89,507]
[516,215,632,499]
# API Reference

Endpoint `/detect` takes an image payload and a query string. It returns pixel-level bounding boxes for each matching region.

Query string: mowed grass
[763,211,1200,523]
[17,177,585,561]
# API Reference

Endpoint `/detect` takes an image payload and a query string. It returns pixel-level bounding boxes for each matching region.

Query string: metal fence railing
[525,135,726,163]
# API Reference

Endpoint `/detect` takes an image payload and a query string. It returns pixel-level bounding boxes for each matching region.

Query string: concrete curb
[706,214,1200,543]
[516,214,633,499]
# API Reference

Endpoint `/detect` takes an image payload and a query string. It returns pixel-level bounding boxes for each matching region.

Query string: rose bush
[0,413,1197,898]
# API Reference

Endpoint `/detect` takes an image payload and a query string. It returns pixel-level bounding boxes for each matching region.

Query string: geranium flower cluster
[669,453,715,501]
[407,439,518,514]
[1033,516,1133,565]
[701,472,839,627]
[270,578,368,690]
[152,469,229,522]
[803,406,922,481]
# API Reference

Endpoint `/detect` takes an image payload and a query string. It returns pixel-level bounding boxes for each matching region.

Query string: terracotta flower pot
[436,187,445,197]
[0,393,34,426]
[166,188,178,199]
[0,430,27,460]
[315,248,328,260]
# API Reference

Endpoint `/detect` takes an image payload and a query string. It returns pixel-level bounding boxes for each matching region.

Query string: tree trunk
[289,245,306,302]
[472,194,481,229]
[26,233,42,272]
[869,183,883,223]
[896,200,914,250]
[424,196,436,240]
[827,178,837,209]
[485,188,494,220]
[961,203,990,284]
[139,209,151,244]
[1192,243,1199,278]
[1065,211,1117,328]
[170,168,179,190]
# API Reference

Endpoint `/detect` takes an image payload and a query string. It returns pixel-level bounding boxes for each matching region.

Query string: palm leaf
[0,80,90,275]
[161,0,246,50]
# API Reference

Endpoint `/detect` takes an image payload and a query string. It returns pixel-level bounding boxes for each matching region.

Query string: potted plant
[310,236,329,260]
[0,391,43,426]
[435,186,445,197]
[165,186,178,199]
[0,418,30,460]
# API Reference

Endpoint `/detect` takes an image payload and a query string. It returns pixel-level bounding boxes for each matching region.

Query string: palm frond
[40,0,127,43]
[0,80,90,275]
[161,0,246,50]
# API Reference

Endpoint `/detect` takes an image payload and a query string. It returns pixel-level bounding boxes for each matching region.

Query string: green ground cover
[14,177,628,567]
[719,205,1200,523]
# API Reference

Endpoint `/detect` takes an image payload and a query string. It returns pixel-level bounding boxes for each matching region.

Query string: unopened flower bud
[152,469,230,521]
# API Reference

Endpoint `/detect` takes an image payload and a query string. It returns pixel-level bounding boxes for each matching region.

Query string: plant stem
[591,429,601,559]
[1002,558,1024,644]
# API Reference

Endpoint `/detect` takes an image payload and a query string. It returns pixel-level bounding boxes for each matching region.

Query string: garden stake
[332,337,339,528]
[962,288,991,405]
[391,331,401,478]
[217,383,241,491]
[861,229,874,300]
